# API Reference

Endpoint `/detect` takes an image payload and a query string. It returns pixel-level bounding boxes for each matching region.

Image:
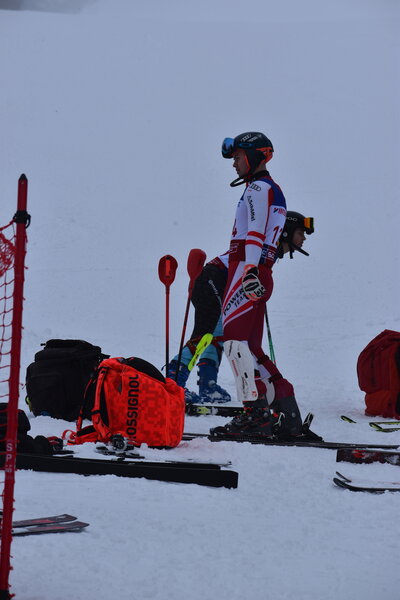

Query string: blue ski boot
[168,359,199,404]
[197,358,231,404]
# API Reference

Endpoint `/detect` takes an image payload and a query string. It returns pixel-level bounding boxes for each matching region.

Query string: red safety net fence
[0,175,30,600]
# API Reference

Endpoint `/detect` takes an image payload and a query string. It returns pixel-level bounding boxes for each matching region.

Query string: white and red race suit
[222,172,287,396]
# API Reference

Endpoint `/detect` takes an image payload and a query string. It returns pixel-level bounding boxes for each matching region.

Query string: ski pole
[158,254,178,377]
[265,305,276,364]
[175,248,206,381]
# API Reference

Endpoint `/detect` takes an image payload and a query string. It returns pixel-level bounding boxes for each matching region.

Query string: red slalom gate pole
[158,255,178,378]
[174,249,206,381]
[0,174,30,600]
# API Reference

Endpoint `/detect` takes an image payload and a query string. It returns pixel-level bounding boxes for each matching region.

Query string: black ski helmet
[222,132,274,172]
[279,211,314,258]
[281,211,314,243]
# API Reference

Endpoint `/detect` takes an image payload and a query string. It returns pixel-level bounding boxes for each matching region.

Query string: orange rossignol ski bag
[357,330,400,419]
[70,357,185,448]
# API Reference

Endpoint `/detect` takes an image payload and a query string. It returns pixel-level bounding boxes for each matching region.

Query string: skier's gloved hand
[242,265,265,301]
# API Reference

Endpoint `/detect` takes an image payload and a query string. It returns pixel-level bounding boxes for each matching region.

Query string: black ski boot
[269,375,303,438]
[210,396,275,440]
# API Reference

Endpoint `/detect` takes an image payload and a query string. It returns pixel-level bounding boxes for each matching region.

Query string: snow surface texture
[1,1,400,599]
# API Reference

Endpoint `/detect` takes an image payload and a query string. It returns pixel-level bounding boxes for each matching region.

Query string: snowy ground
[1,1,399,599]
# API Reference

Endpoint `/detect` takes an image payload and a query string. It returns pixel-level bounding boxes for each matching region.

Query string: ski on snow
[336,447,400,466]
[333,471,400,493]
[341,416,400,431]
[10,513,77,528]
[94,445,232,468]
[182,431,400,450]
[4,453,238,489]
[369,423,400,433]
[0,513,89,536]
[185,404,244,417]
[12,520,89,536]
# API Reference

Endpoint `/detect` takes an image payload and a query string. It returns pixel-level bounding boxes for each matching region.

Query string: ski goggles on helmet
[222,137,235,158]
[222,137,257,158]
[222,136,273,160]
[303,217,314,235]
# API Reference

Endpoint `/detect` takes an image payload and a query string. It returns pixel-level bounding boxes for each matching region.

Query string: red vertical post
[0,174,29,599]
[158,255,178,378]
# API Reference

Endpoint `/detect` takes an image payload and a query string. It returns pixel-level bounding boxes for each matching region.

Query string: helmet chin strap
[230,167,270,188]
[289,242,309,258]
[230,175,247,187]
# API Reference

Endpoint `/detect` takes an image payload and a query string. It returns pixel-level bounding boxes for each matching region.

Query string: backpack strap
[62,426,98,445]
[69,363,112,445]
[90,365,113,442]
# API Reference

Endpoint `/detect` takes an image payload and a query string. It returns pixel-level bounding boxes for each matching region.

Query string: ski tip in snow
[333,471,400,493]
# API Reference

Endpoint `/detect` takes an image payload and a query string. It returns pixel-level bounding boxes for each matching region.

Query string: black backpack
[0,402,55,455]
[0,402,30,440]
[26,339,108,421]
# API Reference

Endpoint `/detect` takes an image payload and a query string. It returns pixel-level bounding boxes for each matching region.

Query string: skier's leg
[197,316,231,403]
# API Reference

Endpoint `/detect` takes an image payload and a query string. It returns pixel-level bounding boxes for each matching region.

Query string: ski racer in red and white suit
[209,131,304,441]
[209,132,308,439]
[222,173,287,399]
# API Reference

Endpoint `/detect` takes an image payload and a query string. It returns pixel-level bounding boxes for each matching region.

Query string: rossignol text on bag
[357,330,400,419]
[70,356,185,448]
